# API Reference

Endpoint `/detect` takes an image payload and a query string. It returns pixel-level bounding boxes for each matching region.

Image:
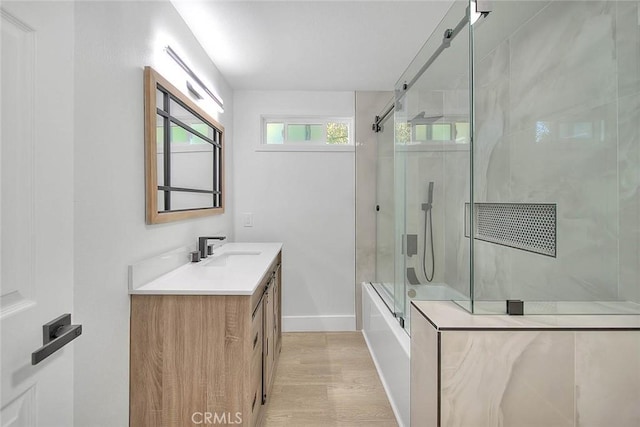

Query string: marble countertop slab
[412,300,640,330]
[129,242,282,296]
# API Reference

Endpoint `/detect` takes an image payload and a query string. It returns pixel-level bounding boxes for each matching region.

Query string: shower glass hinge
[469,0,492,25]
[475,0,492,14]
[506,300,524,315]
[398,317,405,328]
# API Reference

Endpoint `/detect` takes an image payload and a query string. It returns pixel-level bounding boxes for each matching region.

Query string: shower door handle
[32,313,82,365]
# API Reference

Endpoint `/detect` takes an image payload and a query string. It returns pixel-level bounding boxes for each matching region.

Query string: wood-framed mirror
[144,66,224,224]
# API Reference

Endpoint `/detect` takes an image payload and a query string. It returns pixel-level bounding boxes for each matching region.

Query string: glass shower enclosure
[372,0,640,333]
[374,96,404,319]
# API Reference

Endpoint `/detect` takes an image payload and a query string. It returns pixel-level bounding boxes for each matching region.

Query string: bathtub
[362,282,410,427]
[361,282,469,427]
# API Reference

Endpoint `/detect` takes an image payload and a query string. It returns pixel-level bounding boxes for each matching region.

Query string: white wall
[73,1,233,425]
[233,90,356,331]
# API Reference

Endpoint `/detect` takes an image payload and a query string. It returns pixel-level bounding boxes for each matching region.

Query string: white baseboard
[282,315,356,332]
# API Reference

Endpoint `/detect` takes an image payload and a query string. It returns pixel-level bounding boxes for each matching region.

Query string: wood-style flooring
[262,332,398,427]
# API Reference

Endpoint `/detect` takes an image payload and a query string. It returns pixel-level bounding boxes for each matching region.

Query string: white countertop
[130,243,282,296]
[412,300,640,330]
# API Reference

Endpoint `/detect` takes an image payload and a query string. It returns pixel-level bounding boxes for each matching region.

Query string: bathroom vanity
[129,243,282,427]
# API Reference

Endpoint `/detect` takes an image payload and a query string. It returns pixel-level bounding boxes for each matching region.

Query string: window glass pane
[156,88,165,111]
[431,124,451,141]
[455,122,470,143]
[262,118,353,146]
[169,98,215,139]
[171,192,215,210]
[157,191,165,211]
[169,122,211,146]
[157,150,164,186]
[171,147,214,191]
[327,122,349,144]
[287,124,323,143]
[156,114,165,186]
[559,121,593,140]
[395,122,411,144]
[215,147,221,192]
[266,123,284,144]
[156,114,165,147]
[414,124,427,141]
[191,123,211,138]
[170,123,189,144]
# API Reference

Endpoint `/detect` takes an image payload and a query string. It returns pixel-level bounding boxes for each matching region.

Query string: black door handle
[31,313,82,365]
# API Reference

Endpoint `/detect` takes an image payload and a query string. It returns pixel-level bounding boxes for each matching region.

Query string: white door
[1,2,75,426]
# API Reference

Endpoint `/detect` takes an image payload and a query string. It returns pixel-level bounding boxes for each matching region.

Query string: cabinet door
[274,265,282,354]
[262,280,275,402]
[250,301,263,427]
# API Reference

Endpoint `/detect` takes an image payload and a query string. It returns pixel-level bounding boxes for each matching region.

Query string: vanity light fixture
[186,81,204,100]
[165,45,224,111]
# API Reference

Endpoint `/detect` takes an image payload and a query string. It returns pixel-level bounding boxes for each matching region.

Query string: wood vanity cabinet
[261,262,282,404]
[130,252,282,427]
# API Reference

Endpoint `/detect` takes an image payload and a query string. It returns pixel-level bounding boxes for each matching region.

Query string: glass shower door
[394,0,473,331]
[374,105,399,313]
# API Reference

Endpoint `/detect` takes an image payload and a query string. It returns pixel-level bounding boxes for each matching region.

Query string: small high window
[262,117,353,148]
[395,120,470,144]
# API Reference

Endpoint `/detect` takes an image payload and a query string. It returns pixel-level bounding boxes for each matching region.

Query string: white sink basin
[222,250,262,256]
[201,250,262,267]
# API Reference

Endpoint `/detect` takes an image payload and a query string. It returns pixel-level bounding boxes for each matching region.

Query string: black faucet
[198,236,226,259]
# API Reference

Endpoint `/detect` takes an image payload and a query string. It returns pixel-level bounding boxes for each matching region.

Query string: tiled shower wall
[400,141,470,298]
[472,0,640,303]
